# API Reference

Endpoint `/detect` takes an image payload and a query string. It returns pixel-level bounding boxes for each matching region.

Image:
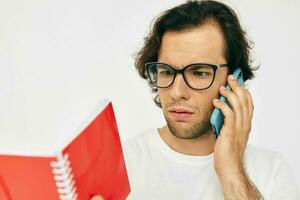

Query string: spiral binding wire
[50,153,78,200]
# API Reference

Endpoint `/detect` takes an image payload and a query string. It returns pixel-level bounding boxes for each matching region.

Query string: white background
[0,0,299,190]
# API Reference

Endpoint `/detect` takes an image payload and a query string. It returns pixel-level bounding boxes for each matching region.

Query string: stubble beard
[164,110,212,140]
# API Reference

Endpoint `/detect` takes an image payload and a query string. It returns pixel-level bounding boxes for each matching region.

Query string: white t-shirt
[123,129,299,200]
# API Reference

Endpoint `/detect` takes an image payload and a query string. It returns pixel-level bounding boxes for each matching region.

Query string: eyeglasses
[145,62,228,90]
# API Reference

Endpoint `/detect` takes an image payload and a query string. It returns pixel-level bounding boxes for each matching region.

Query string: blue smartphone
[210,68,244,138]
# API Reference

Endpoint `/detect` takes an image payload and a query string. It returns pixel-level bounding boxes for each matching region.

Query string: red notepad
[0,101,130,200]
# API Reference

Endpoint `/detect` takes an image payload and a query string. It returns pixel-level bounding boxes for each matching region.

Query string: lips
[168,107,194,121]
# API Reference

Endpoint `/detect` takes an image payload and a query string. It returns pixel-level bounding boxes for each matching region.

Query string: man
[93,0,299,199]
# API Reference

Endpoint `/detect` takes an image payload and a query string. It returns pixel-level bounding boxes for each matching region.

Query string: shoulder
[122,129,158,162]
[244,143,280,164]
[243,143,286,177]
[243,144,299,199]
[122,129,157,155]
[121,129,158,181]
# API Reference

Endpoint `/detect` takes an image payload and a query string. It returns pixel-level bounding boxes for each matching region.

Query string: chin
[165,114,212,140]
[166,119,196,139]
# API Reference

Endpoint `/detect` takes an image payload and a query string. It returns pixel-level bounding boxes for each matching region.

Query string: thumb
[90,195,105,200]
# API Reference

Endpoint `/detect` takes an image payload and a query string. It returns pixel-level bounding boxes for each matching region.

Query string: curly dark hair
[134,0,257,108]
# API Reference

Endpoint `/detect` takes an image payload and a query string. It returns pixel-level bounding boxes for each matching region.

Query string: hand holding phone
[210,68,244,138]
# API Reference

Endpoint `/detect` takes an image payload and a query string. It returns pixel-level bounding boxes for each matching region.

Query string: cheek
[209,84,222,99]
[207,73,227,100]
[158,89,163,100]
[158,89,168,106]
[193,87,220,113]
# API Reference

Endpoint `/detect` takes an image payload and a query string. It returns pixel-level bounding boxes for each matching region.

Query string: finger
[240,89,254,146]
[219,85,243,130]
[91,195,105,200]
[227,75,249,120]
[244,89,254,119]
[213,98,235,135]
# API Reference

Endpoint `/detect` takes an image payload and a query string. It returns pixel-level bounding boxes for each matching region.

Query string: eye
[157,64,174,77]
[193,71,210,77]
[159,70,173,76]
[187,65,214,78]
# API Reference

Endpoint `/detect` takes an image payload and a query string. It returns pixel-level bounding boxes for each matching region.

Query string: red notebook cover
[0,101,130,200]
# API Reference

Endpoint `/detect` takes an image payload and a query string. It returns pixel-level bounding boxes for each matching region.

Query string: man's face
[158,23,228,139]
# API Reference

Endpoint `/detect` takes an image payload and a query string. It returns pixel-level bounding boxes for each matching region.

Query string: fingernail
[229,75,236,80]
[220,85,226,90]
[214,99,219,103]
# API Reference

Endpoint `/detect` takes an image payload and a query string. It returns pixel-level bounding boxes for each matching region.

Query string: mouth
[168,108,195,121]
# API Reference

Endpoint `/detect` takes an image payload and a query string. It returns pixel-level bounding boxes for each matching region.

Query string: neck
[158,125,216,156]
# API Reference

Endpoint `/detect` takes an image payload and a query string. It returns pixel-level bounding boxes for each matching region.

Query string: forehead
[158,23,226,67]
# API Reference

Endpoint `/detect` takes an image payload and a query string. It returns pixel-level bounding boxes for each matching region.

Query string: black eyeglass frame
[145,62,228,90]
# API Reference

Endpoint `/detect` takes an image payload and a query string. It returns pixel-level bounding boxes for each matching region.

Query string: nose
[169,73,191,101]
